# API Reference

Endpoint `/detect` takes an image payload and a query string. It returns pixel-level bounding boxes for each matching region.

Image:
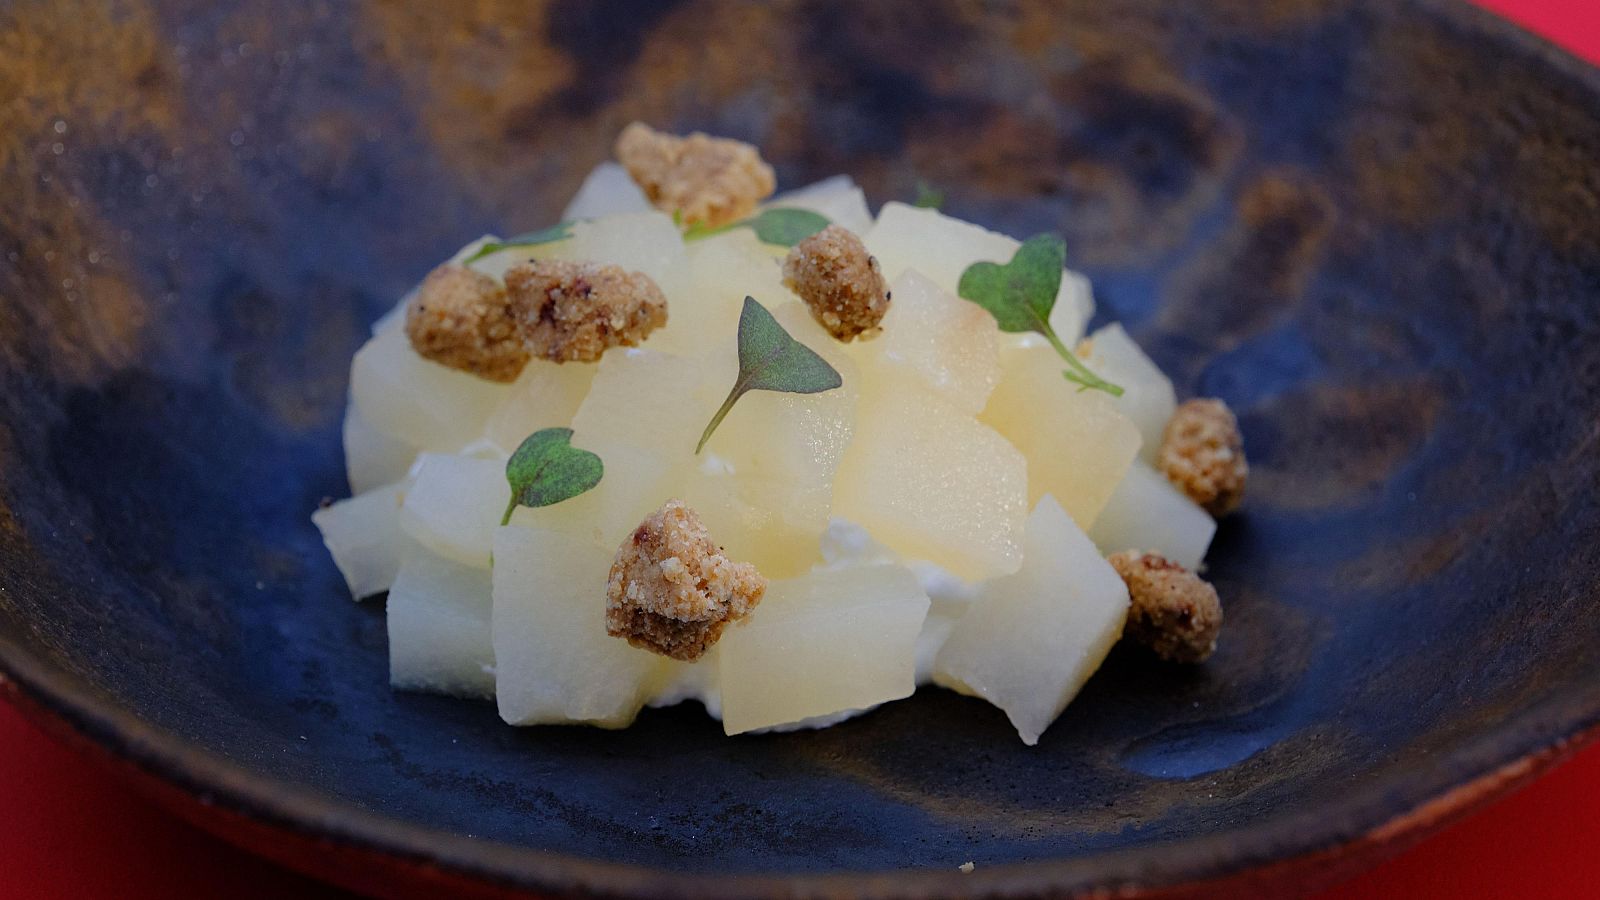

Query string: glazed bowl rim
[3,0,1599,895]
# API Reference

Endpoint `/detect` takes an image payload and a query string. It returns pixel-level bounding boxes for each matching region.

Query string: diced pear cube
[866,202,1021,296]
[690,303,858,576]
[483,361,596,455]
[1088,461,1216,570]
[833,370,1027,581]
[651,228,788,356]
[718,564,930,735]
[866,202,1094,345]
[343,406,419,495]
[570,349,707,457]
[514,438,680,550]
[1048,269,1096,350]
[492,525,663,727]
[349,326,508,453]
[387,549,495,699]
[981,343,1142,528]
[934,495,1130,745]
[551,212,692,300]
[769,175,874,235]
[860,269,1001,415]
[398,453,508,569]
[1078,324,1176,462]
[313,481,409,600]
[561,161,653,221]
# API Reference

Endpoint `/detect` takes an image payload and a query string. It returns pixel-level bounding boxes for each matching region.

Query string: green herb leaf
[500,427,603,525]
[696,297,843,453]
[913,180,945,210]
[464,221,576,264]
[747,207,830,246]
[682,207,830,248]
[957,233,1123,397]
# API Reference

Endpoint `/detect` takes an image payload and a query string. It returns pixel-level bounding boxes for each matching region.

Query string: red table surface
[4,2,1599,898]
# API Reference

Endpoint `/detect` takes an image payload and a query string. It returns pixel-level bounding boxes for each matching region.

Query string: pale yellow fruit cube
[387,548,495,699]
[768,175,874,235]
[313,481,409,600]
[690,303,858,576]
[570,349,708,458]
[650,228,788,356]
[342,406,419,495]
[981,343,1142,528]
[561,162,652,221]
[349,326,508,453]
[1078,324,1176,462]
[1089,460,1216,570]
[398,453,508,569]
[718,564,929,735]
[482,361,596,455]
[513,438,681,551]
[865,202,1094,346]
[933,495,1130,745]
[552,212,692,300]
[492,525,664,727]
[833,370,1027,581]
[859,269,1001,415]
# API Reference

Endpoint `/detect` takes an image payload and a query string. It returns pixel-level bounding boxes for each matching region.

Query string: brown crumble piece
[503,260,668,363]
[404,264,530,382]
[1158,398,1248,516]
[1108,550,1223,664]
[614,121,776,228]
[605,500,767,662]
[782,224,892,342]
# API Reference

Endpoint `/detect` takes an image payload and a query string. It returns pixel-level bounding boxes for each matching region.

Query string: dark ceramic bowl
[3,0,1599,896]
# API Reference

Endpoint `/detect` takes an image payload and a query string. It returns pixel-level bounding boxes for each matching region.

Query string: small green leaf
[913,180,945,210]
[696,297,843,453]
[747,208,830,246]
[464,221,576,264]
[958,233,1066,335]
[501,427,603,525]
[681,208,830,248]
[958,233,1123,397]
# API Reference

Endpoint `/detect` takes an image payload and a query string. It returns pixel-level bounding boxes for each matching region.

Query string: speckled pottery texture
[1,0,1598,897]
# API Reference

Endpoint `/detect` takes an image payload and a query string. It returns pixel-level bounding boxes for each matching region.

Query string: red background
[4,2,1599,898]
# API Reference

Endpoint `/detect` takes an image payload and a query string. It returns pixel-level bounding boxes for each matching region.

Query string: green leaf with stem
[500,427,603,525]
[696,297,843,453]
[957,234,1123,397]
[682,208,830,247]
[464,222,576,264]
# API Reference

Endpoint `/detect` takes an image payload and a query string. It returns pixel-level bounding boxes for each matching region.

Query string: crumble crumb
[1108,550,1223,664]
[614,122,776,228]
[958,862,976,874]
[404,264,530,382]
[606,499,766,662]
[782,224,891,342]
[1158,398,1248,516]
[503,259,668,363]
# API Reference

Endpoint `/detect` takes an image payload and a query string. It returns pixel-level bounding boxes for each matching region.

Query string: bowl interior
[3,0,1600,894]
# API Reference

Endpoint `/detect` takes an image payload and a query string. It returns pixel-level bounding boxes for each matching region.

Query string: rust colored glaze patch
[1242,377,1442,512]
[0,0,177,384]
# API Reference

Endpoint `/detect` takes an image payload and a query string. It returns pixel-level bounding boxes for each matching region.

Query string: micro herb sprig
[696,297,843,454]
[500,427,604,526]
[912,180,945,210]
[957,234,1123,397]
[682,207,830,248]
[464,222,576,264]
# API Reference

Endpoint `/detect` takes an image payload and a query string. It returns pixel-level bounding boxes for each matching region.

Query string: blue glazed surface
[1,1,1598,895]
